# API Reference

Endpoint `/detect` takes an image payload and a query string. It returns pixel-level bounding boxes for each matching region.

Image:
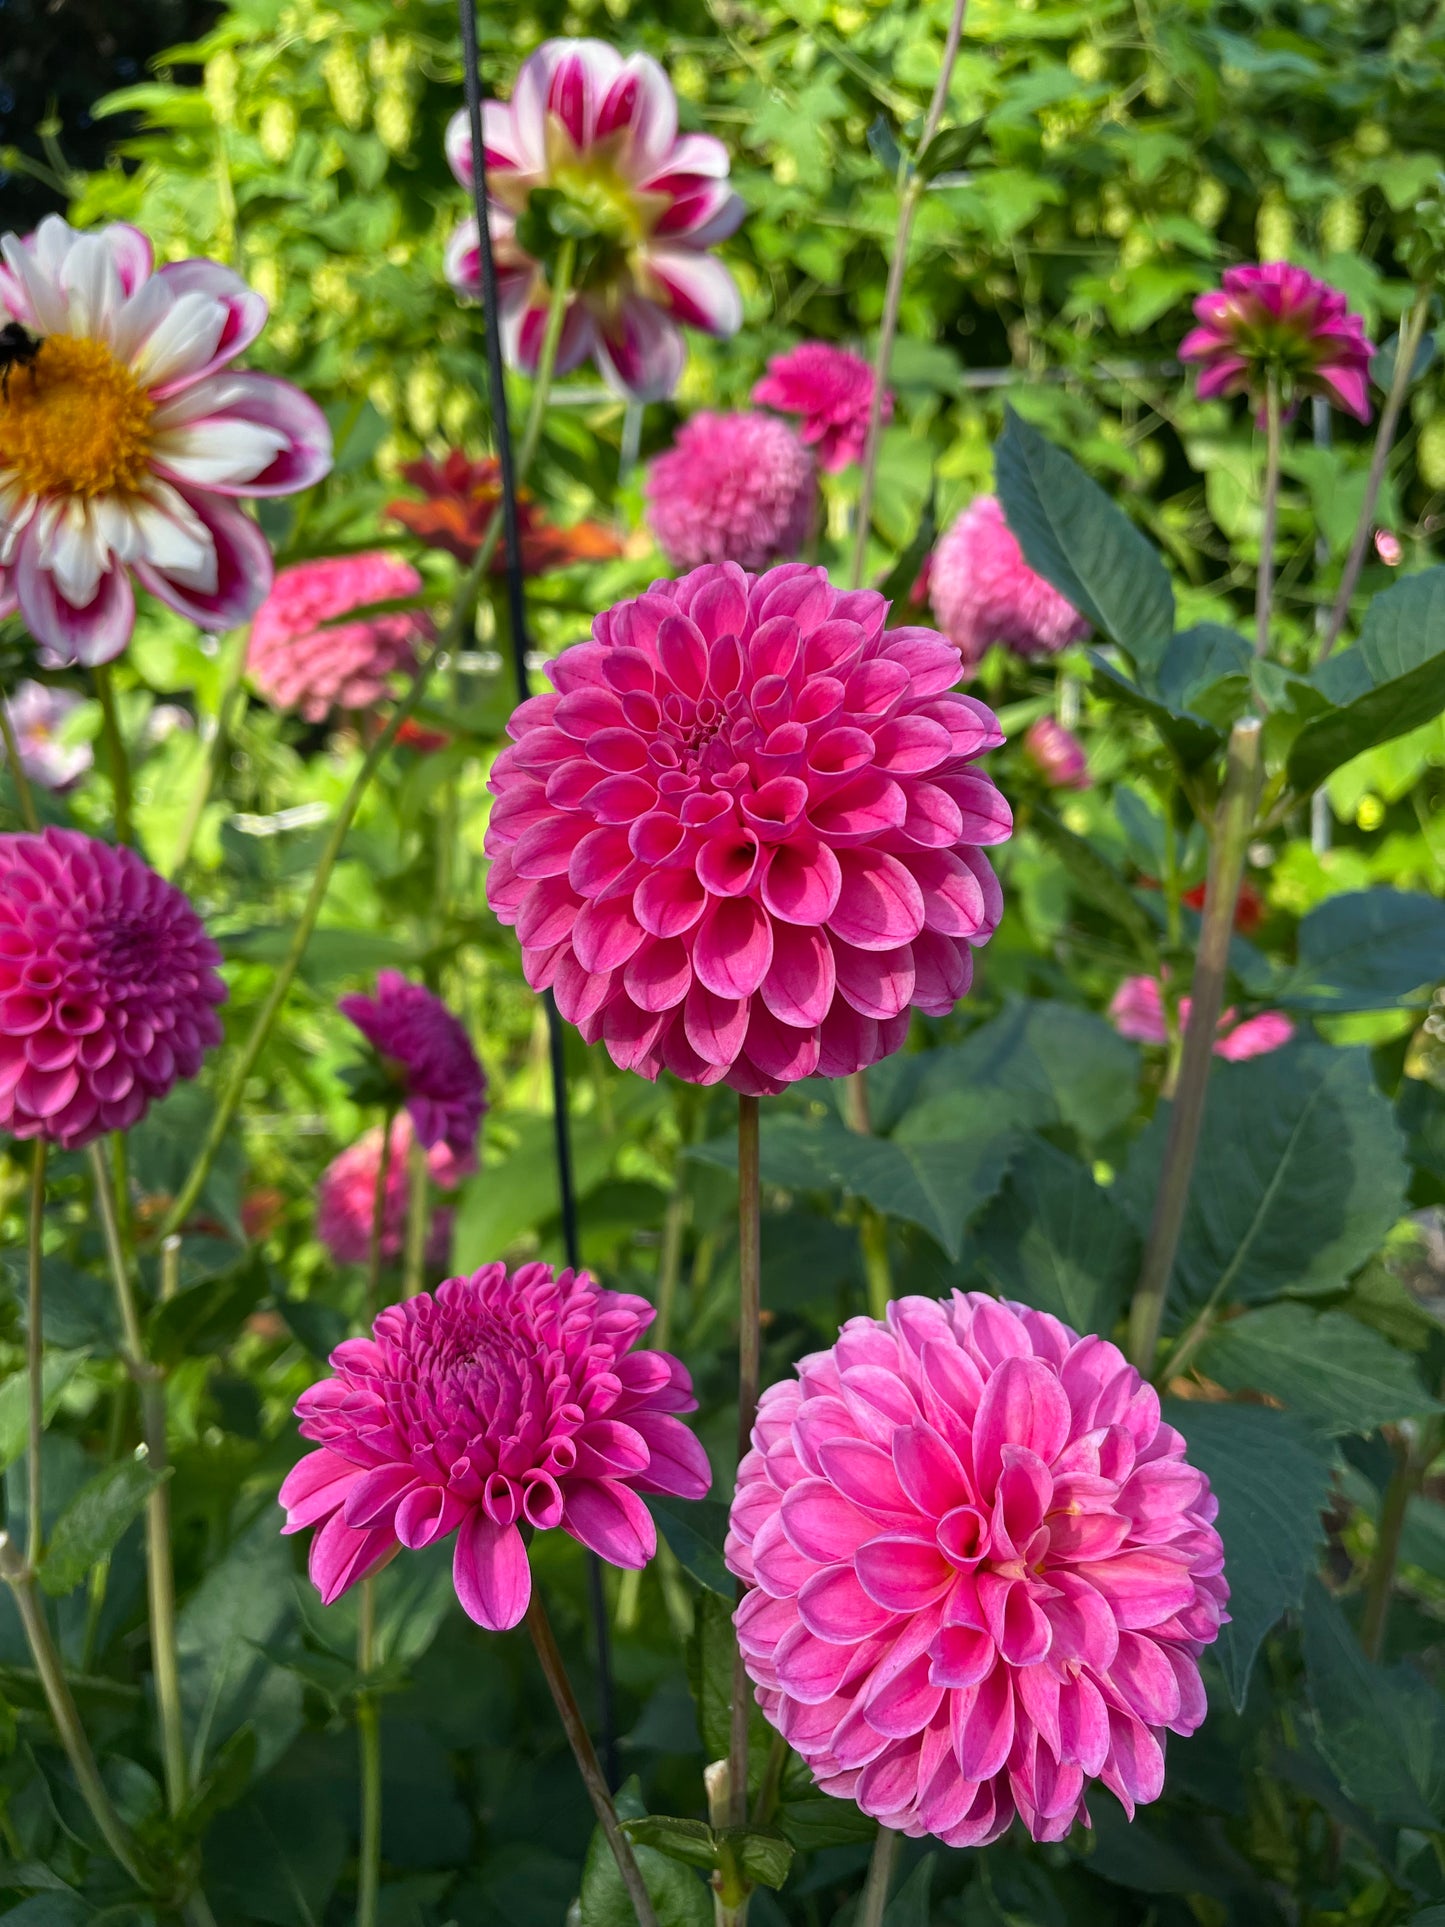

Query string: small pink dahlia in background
[338,970,486,1169]
[485,561,1010,1095]
[0,827,226,1149]
[752,342,891,473]
[1180,264,1375,422]
[445,39,744,401]
[1022,716,1089,790]
[644,413,816,572]
[726,1294,1228,1845]
[931,497,1090,671]
[315,1113,463,1270]
[0,216,330,665]
[1108,975,1293,1062]
[247,552,425,722]
[280,1261,710,1628]
[2,680,92,790]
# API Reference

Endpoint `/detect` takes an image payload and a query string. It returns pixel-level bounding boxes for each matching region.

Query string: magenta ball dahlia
[247,552,425,722]
[338,970,486,1170]
[315,1113,463,1270]
[931,497,1090,671]
[1180,263,1375,422]
[0,827,226,1149]
[280,1261,711,1629]
[645,412,816,573]
[751,341,891,474]
[726,1294,1228,1846]
[485,561,1010,1094]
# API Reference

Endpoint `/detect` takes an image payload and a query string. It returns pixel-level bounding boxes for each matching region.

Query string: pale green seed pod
[204,50,240,128]
[1418,415,1445,491]
[1190,177,1228,230]
[1321,194,1363,255]
[1256,194,1294,263]
[376,87,414,155]
[406,363,444,439]
[322,42,368,131]
[258,99,298,165]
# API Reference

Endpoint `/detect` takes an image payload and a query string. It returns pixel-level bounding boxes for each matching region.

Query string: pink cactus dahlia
[338,970,486,1169]
[0,827,226,1149]
[0,216,330,666]
[931,497,1090,671]
[280,1261,710,1628]
[247,552,425,722]
[485,561,1010,1094]
[445,39,744,402]
[1108,975,1293,1062]
[726,1294,1228,1845]
[644,412,816,573]
[1180,264,1375,422]
[315,1113,464,1270]
[751,342,891,473]
[1022,716,1089,790]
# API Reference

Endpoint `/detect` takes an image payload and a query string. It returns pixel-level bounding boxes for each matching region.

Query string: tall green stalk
[92,665,134,845]
[26,1143,46,1573]
[0,694,41,833]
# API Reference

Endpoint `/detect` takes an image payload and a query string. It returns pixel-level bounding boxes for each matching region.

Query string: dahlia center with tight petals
[0,335,153,497]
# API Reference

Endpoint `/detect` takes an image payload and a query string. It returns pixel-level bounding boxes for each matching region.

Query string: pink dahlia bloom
[1180,264,1375,423]
[751,343,891,474]
[445,39,744,402]
[3,680,92,790]
[1022,717,1089,790]
[247,552,425,722]
[315,1113,463,1270]
[0,827,226,1149]
[0,216,330,666]
[726,1294,1228,1845]
[485,561,1010,1095]
[280,1261,711,1628]
[338,970,486,1169]
[1108,976,1293,1061]
[645,412,816,573]
[931,497,1089,671]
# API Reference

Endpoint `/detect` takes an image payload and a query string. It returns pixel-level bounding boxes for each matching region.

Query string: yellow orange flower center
[0,335,153,499]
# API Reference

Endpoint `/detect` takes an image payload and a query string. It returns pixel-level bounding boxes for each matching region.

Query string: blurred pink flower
[1374,529,1403,566]
[0,215,330,666]
[752,342,890,473]
[1022,716,1089,789]
[1212,1009,1295,1061]
[280,1260,711,1628]
[1108,975,1293,1060]
[644,412,815,572]
[444,39,744,401]
[2,680,91,790]
[0,827,226,1149]
[931,497,1089,670]
[338,970,486,1169]
[1180,264,1375,422]
[726,1294,1228,1845]
[315,1113,462,1270]
[247,552,425,722]
[485,561,1009,1094]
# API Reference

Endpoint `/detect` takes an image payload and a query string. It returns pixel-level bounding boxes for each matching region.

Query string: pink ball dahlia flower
[1180,264,1375,423]
[1022,716,1089,790]
[247,552,425,722]
[0,216,330,666]
[445,39,744,402]
[485,562,1010,1094]
[931,497,1090,672]
[726,1294,1228,1846]
[0,827,226,1149]
[644,412,816,573]
[2,680,92,791]
[315,1113,463,1270]
[280,1261,711,1628]
[338,970,486,1169]
[751,342,891,474]
[1108,975,1293,1062]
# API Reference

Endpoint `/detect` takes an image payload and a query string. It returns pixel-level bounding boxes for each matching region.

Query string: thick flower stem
[356,1579,382,1927]
[92,664,134,845]
[1127,719,1263,1375]
[858,1824,901,1927]
[26,1141,46,1572]
[1360,1432,1415,1662]
[168,624,249,882]
[366,1105,397,1322]
[1254,378,1283,658]
[730,1095,763,1850]
[402,1134,430,1298]
[1319,292,1431,660]
[0,693,41,832]
[526,1589,661,1927]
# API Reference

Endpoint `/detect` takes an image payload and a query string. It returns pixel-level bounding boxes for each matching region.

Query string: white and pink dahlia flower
[444,39,744,401]
[485,562,1010,1094]
[0,217,330,665]
[726,1294,1228,1846]
[931,496,1089,672]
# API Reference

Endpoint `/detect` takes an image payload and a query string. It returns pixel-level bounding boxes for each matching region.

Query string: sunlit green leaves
[1238,889,1445,1012]
[39,1455,166,1597]
[1197,1305,1440,1435]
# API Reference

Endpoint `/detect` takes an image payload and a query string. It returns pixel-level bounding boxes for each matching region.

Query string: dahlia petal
[1071,1549,1197,1631]
[134,488,273,631]
[562,1478,657,1568]
[929,1621,995,1690]
[683,980,749,1068]
[635,866,707,939]
[761,838,842,927]
[309,1509,396,1606]
[693,894,773,1000]
[278,1448,358,1532]
[14,523,135,668]
[892,1425,970,1519]
[797,1564,900,1643]
[642,249,743,334]
[453,1511,532,1631]
[629,1412,713,1499]
[972,1356,1072,1497]
[855,1535,954,1613]
[952,1661,1015,1782]
[343,1462,420,1530]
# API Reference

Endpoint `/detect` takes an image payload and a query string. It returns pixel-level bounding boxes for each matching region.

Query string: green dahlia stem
[402,1132,430,1299]
[168,623,249,883]
[92,663,134,846]
[1360,1431,1414,1662]
[729,1094,762,1851]
[1254,376,1283,659]
[26,1141,46,1573]
[0,692,41,832]
[356,1577,382,1927]
[858,1824,901,1927]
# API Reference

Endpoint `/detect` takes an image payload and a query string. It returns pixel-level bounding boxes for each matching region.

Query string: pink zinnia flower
[485,561,1010,1095]
[280,1261,711,1629]
[444,39,744,402]
[247,552,425,722]
[931,497,1090,671]
[0,827,226,1149]
[0,216,330,666]
[1108,976,1293,1061]
[726,1294,1228,1845]
[644,412,816,573]
[1180,264,1375,422]
[3,680,91,790]
[315,1113,463,1269]
[752,343,891,473]
[337,970,486,1169]
[1022,716,1089,790]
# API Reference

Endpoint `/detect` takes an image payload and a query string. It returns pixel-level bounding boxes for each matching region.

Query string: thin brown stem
[730,1094,762,1851]
[26,1142,46,1572]
[0,695,40,832]
[1255,378,1283,659]
[92,665,133,845]
[858,1824,901,1927]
